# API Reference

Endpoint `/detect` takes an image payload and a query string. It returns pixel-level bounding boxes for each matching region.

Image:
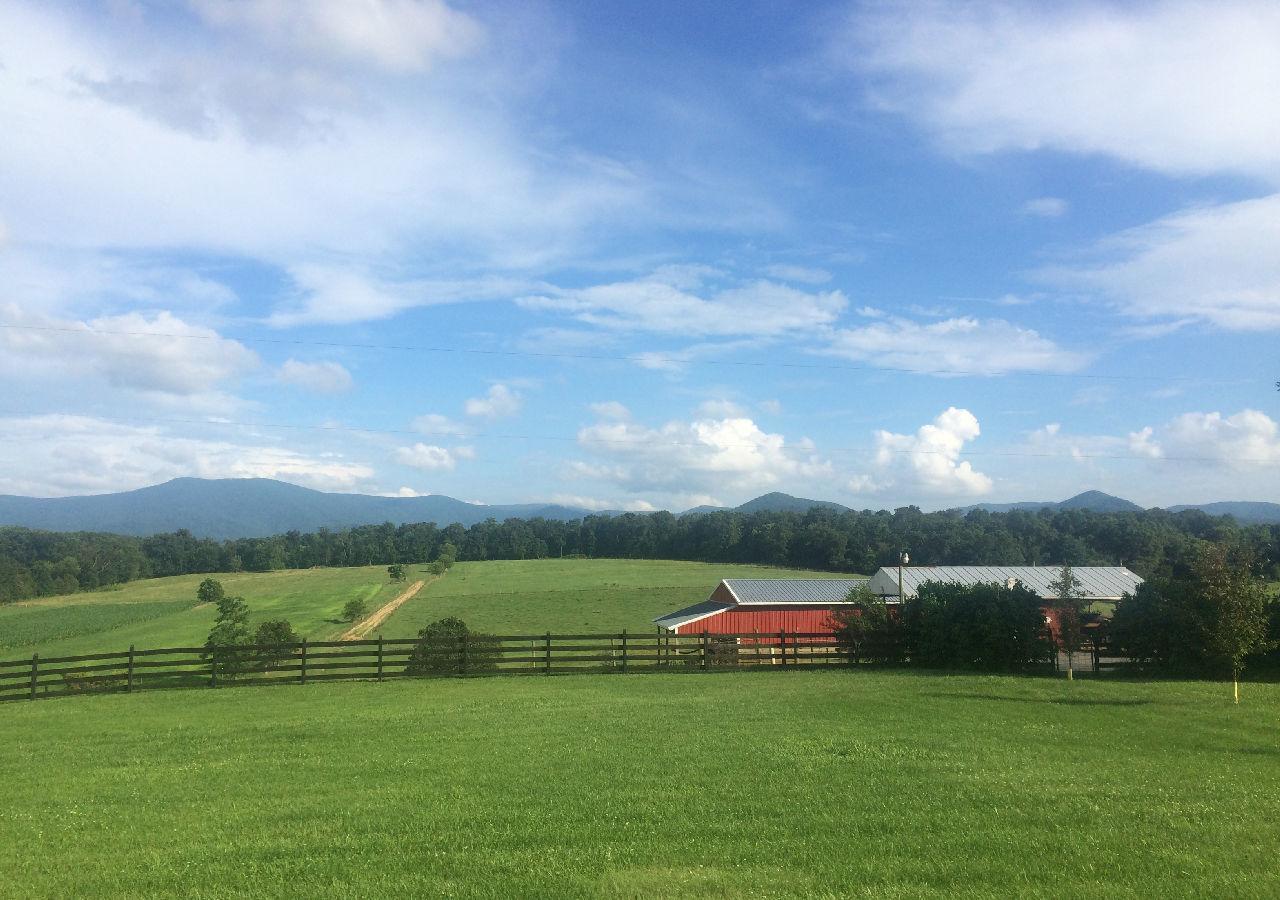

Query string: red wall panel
[675,606,841,642]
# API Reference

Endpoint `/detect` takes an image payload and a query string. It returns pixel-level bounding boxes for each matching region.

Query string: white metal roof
[652,600,734,630]
[721,578,869,605]
[866,565,1142,600]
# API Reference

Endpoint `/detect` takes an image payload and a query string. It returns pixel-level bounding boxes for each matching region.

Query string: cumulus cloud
[572,412,832,497]
[1026,421,1165,464]
[394,442,474,471]
[1042,194,1280,330]
[0,414,374,496]
[0,305,258,395]
[190,0,485,74]
[1165,410,1280,466]
[825,315,1086,375]
[464,384,522,419]
[278,358,353,393]
[588,401,630,421]
[862,407,993,497]
[848,1,1280,181]
[518,268,847,338]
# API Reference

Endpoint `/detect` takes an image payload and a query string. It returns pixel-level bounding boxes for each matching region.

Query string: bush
[197,578,225,605]
[204,595,252,681]
[254,619,299,670]
[387,564,406,583]
[830,585,906,665]
[405,617,499,676]
[342,597,368,623]
[906,581,1051,672]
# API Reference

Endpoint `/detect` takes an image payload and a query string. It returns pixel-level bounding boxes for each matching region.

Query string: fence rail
[0,631,882,703]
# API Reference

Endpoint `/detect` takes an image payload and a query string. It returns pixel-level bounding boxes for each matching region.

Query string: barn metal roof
[653,600,734,630]
[866,566,1142,600]
[722,578,869,605]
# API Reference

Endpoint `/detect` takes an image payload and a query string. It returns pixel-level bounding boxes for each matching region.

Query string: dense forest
[2,505,1278,603]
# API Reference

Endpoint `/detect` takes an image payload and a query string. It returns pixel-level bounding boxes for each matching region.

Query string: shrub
[342,597,369,623]
[829,584,906,665]
[387,564,406,583]
[254,619,299,670]
[906,581,1051,672]
[405,617,498,676]
[197,578,225,605]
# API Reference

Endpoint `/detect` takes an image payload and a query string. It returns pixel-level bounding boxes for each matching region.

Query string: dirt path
[340,579,428,640]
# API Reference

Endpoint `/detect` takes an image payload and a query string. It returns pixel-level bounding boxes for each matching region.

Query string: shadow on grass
[924,691,1154,707]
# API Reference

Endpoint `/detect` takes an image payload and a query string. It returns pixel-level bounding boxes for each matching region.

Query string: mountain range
[1,479,1278,540]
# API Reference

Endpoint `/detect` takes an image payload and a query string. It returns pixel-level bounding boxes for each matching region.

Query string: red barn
[653,578,870,641]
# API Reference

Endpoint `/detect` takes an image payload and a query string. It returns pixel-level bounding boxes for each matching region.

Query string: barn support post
[127,645,135,692]
[29,653,37,701]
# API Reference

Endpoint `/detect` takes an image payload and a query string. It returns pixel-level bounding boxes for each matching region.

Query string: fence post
[29,653,37,701]
[701,630,708,670]
[127,645,135,692]
[300,638,308,685]
[460,634,468,675]
[545,631,551,675]
[621,629,628,674]
[377,635,384,682]
[210,648,217,688]
[779,630,785,667]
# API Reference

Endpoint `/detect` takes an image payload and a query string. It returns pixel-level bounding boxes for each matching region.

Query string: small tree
[254,619,299,670]
[405,616,497,676]
[387,564,406,583]
[1048,564,1087,681]
[829,583,905,665]
[1195,545,1273,703]
[205,594,251,681]
[197,578,225,605]
[342,597,369,623]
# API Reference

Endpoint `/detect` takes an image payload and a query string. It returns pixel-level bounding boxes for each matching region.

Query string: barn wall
[675,605,845,641]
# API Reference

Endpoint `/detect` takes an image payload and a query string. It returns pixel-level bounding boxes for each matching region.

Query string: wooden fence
[0,631,858,703]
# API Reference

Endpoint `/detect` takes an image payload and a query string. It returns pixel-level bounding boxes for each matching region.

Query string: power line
[0,321,1202,383]
[3,409,1274,466]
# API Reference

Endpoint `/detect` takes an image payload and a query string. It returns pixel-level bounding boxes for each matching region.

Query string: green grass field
[378,558,852,638]
[0,566,410,659]
[0,560,849,660]
[1,671,1277,898]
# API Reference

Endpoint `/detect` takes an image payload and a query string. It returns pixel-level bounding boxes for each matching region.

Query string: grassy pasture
[1,671,1277,898]
[0,566,410,659]
[0,559,848,660]
[378,558,852,637]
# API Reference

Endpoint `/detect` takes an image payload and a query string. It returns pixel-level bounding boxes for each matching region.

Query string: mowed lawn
[380,558,854,637]
[0,566,413,659]
[1,671,1278,898]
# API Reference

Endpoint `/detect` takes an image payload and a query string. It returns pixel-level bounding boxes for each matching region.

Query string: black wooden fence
[0,631,858,703]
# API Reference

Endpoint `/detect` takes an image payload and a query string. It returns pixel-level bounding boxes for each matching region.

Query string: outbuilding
[653,578,868,640]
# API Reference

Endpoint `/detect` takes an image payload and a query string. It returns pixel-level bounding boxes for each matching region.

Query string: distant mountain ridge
[2,480,1279,540]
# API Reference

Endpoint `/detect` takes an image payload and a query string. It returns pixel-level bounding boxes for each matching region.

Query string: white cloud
[1042,194,1280,330]
[394,442,474,471]
[1026,421,1165,464]
[849,1,1280,181]
[759,399,783,415]
[865,407,993,497]
[411,413,471,436]
[825,315,1086,374]
[1023,197,1068,218]
[696,399,747,418]
[278,359,352,393]
[0,414,374,496]
[0,305,258,395]
[190,0,485,74]
[573,412,832,497]
[1165,409,1280,467]
[518,269,847,338]
[464,384,522,419]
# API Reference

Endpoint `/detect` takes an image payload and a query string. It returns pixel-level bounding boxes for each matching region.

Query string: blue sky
[1,0,1277,510]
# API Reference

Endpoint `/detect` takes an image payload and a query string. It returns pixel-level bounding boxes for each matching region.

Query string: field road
[341,579,429,640]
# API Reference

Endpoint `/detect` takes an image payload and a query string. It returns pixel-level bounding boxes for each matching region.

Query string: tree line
[2,504,1278,603]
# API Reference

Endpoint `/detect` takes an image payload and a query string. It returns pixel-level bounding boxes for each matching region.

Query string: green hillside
[0,559,850,660]
[2,672,1276,898]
